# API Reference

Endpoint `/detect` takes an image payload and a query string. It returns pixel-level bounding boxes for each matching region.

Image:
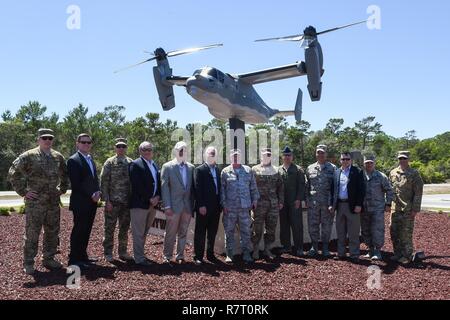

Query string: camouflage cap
[115,137,127,146]
[38,128,54,138]
[316,144,327,152]
[230,149,241,156]
[364,154,376,163]
[282,146,293,155]
[261,148,272,154]
[397,151,410,159]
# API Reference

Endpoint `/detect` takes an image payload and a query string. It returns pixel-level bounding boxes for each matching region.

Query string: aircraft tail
[271,89,303,122]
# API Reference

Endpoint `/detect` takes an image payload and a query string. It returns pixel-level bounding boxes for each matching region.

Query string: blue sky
[1,0,449,139]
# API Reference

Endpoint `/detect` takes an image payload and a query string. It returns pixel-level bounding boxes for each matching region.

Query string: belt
[338,199,349,203]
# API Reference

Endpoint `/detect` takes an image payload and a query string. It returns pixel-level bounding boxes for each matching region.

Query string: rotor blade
[255,34,304,42]
[317,20,367,35]
[113,57,155,74]
[167,43,223,57]
[300,38,315,48]
[143,50,154,55]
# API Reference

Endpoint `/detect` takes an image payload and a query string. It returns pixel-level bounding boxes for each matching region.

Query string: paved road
[421,194,450,210]
[0,192,70,207]
[1,191,449,211]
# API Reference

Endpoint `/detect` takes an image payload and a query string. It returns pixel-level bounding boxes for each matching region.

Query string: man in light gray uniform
[362,155,394,260]
[305,145,335,257]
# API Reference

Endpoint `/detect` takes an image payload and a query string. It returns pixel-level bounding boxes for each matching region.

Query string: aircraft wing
[165,76,189,86]
[234,62,307,85]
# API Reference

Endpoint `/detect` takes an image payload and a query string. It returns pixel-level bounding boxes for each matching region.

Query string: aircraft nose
[186,77,200,95]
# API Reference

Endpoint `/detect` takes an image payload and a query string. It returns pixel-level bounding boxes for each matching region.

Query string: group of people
[8,128,424,275]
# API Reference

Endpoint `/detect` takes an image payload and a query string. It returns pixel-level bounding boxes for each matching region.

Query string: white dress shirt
[142,157,158,197]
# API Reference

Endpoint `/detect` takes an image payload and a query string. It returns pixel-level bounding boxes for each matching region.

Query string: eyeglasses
[116,145,127,149]
[40,136,53,141]
[142,148,153,152]
[79,141,92,145]
[340,158,351,161]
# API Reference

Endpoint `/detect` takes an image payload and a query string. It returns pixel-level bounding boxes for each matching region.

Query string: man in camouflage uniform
[278,146,307,257]
[389,151,424,264]
[251,148,284,260]
[8,128,69,275]
[221,149,260,263]
[305,144,336,257]
[362,155,394,261]
[100,138,133,262]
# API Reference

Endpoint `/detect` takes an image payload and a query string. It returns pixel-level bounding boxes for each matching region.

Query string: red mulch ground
[0,209,449,300]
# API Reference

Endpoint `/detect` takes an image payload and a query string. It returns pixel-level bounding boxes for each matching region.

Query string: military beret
[282,146,293,155]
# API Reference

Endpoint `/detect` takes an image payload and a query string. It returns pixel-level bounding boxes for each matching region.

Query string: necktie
[87,155,95,176]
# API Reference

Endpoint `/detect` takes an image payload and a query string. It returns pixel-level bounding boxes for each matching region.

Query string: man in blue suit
[67,133,101,269]
[129,141,161,266]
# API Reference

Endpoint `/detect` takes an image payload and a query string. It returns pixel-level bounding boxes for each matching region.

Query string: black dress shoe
[82,257,98,265]
[207,255,219,263]
[68,261,90,270]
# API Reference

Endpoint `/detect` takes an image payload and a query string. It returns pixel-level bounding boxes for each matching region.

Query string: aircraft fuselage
[185,67,277,123]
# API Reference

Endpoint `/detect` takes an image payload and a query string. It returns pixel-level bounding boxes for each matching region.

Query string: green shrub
[18,205,25,214]
[9,207,16,212]
[0,207,11,216]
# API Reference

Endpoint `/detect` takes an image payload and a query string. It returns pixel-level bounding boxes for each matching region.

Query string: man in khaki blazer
[161,141,195,264]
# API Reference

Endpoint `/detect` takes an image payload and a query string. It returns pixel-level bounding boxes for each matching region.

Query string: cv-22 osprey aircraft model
[115,20,366,130]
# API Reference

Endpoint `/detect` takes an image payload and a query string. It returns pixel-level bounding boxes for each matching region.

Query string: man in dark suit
[129,141,161,266]
[67,133,101,269]
[193,147,222,265]
[332,151,366,262]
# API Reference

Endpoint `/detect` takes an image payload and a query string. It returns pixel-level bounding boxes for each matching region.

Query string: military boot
[242,251,253,263]
[398,257,411,265]
[225,250,234,263]
[264,247,275,259]
[364,247,374,259]
[390,254,402,262]
[308,243,319,257]
[321,243,331,258]
[371,249,382,261]
[23,264,35,275]
[43,258,63,270]
[252,250,259,260]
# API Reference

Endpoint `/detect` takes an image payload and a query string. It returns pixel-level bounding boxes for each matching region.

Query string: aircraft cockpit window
[217,70,225,83]
[202,68,218,79]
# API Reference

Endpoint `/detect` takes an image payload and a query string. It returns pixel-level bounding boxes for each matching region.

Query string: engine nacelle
[153,60,175,111]
[305,40,323,101]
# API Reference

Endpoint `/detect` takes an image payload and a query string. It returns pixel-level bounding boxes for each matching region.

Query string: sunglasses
[40,136,53,141]
[399,157,408,160]
[340,158,351,161]
[116,145,127,149]
[79,141,92,145]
